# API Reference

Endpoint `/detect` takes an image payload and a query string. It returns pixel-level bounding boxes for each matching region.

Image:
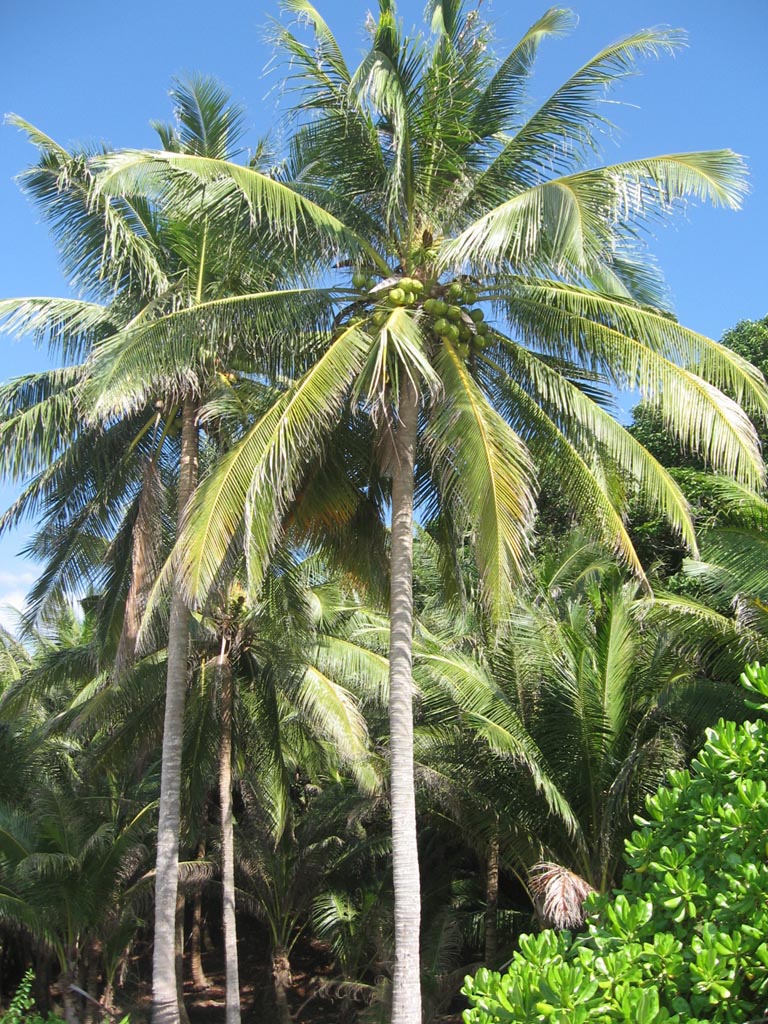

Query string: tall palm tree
[62,4,768,1019]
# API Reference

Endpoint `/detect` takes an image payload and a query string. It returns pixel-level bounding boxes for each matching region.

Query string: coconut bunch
[350,270,490,360]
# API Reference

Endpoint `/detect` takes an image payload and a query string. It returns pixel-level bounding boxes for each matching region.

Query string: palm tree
[52,4,768,1018]
[0,77,323,1024]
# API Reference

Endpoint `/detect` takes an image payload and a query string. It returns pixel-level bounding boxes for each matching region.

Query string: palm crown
[81,1,765,621]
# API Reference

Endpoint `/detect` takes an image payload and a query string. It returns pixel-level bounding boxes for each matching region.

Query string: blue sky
[1,0,767,617]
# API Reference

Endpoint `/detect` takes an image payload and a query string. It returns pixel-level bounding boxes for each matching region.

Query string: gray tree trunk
[151,399,198,1024]
[217,637,241,1024]
[59,969,81,1024]
[387,378,422,1024]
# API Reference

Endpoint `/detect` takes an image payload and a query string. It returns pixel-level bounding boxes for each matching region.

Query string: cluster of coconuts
[352,272,490,359]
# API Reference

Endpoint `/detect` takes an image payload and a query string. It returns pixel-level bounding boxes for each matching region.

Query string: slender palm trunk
[59,967,80,1024]
[175,893,191,1024]
[484,833,500,966]
[387,378,422,1024]
[152,399,199,1024]
[217,636,241,1024]
[190,842,209,992]
[115,458,161,675]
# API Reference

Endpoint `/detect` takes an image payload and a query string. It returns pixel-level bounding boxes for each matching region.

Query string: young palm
[80,4,767,1018]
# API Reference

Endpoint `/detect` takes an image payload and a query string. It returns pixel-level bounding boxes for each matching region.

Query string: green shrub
[0,971,58,1024]
[0,970,129,1024]
[463,664,768,1023]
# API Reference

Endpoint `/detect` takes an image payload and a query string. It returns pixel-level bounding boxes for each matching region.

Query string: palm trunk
[271,950,292,1024]
[83,940,102,1024]
[484,833,500,966]
[115,458,161,674]
[152,399,198,1024]
[217,637,241,1024]
[190,842,209,992]
[387,378,422,1024]
[59,969,81,1024]
[175,892,191,1024]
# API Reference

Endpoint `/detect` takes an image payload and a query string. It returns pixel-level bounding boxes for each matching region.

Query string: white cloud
[0,570,35,589]
[0,591,28,634]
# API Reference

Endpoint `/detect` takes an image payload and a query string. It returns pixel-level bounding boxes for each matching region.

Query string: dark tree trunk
[189,843,209,992]
[175,892,190,1024]
[115,458,161,674]
[484,833,500,966]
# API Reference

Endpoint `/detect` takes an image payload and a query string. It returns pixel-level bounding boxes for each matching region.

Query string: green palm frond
[442,153,747,274]
[0,366,83,480]
[467,26,687,206]
[498,280,768,420]
[481,363,648,581]
[0,297,114,362]
[84,287,336,417]
[176,323,372,605]
[425,339,536,619]
[469,8,577,139]
[416,645,580,838]
[155,75,247,160]
[484,345,698,554]
[275,0,352,105]
[292,666,378,792]
[7,116,168,299]
[94,149,382,266]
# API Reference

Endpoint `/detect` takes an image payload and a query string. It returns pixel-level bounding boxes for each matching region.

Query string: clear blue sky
[1,0,767,613]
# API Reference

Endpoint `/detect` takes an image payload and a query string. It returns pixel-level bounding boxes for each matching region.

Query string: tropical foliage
[463,664,768,1024]
[0,3,765,1024]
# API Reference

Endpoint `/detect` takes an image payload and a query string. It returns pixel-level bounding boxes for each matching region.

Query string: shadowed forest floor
[122,938,462,1023]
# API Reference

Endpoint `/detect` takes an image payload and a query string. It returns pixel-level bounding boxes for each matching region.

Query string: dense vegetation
[0,2,766,1023]
[463,663,768,1023]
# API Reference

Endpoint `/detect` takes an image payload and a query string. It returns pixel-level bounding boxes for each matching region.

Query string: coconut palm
[0,76,326,1024]
[31,4,768,1018]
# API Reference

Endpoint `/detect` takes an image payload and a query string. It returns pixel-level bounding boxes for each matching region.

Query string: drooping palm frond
[94,149,384,268]
[83,287,338,418]
[528,860,595,929]
[176,323,372,605]
[425,340,536,618]
[7,116,168,300]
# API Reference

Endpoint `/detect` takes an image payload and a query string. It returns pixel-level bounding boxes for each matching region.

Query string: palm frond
[176,324,372,604]
[425,340,537,619]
